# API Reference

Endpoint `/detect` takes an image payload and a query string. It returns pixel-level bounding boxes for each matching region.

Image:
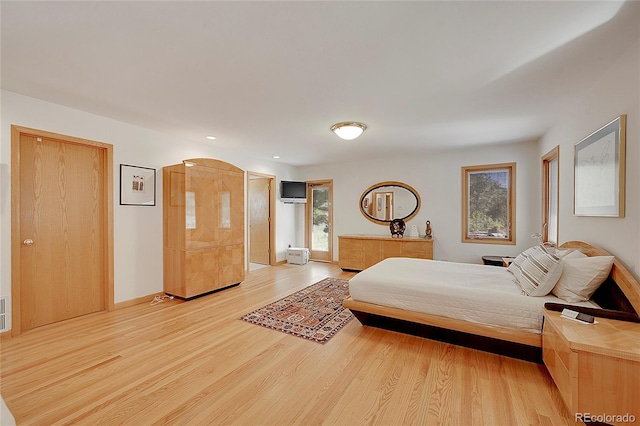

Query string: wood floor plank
[1,262,574,425]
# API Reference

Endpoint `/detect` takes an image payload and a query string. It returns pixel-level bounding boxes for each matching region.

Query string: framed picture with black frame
[574,115,626,217]
[120,164,156,206]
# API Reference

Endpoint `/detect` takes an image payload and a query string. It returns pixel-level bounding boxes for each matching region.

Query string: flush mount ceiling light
[330,122,367,140]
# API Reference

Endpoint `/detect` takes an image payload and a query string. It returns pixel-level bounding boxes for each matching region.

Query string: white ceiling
[1,1,637,166]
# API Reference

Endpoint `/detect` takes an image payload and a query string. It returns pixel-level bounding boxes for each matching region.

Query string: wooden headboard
[559,241,640,316]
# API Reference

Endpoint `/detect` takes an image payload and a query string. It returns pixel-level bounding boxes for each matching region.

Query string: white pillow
[555,248,587,259]
[552,256,614,302]
[508,245,563,296]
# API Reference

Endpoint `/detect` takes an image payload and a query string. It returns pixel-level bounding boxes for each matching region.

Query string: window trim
[462,162,516,245]
[542,146,559,245]
[305,179,333,262]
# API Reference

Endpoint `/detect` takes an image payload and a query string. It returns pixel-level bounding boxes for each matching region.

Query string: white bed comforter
[348,258,597,333]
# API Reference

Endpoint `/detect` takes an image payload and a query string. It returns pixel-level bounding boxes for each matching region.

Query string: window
[542,146,559,245]
[462,162,516,244]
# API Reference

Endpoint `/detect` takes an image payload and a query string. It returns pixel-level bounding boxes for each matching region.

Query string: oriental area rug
[240,277,353,344]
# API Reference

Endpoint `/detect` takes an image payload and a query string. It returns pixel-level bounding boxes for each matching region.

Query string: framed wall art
[574,115,626,217]
[120,164,156,206]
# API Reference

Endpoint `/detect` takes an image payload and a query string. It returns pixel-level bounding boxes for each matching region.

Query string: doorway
[305,180,333,262]
[11,126,114,335]
[373,191,394,221]
[247,172,276,270]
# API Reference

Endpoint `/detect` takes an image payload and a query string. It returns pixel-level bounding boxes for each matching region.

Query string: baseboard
[113,294,159,310]
[1,294,174,335]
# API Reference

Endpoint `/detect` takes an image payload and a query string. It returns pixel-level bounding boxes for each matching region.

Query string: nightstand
[542,309,640,425]
[502,257,515,267]
[481,255,506,266]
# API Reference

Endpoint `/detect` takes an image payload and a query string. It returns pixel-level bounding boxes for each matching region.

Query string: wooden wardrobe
[163,158,245,299]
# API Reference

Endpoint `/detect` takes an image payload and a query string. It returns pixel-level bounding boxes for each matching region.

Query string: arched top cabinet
[163,158,244,299]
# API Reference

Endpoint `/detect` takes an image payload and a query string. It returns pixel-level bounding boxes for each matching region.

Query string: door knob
[23,239,34,246]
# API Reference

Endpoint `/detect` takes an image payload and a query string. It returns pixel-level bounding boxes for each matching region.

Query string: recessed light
[272,155,280,159]
[206,135,216,140]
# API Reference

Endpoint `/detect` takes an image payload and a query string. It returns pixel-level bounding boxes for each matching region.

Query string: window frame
[542,146,559,246]
[462,162,516,245]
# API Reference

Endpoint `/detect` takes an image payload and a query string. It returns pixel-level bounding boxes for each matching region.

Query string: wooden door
[249,177,270,265]
[306,180,333,262]
[12,126,113,333]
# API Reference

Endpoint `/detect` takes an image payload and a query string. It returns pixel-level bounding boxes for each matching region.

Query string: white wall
[538,35,639,275]
[2,17,637,333]
[298,21,640,276]
[299,140,541,264]
[0,90,300,331]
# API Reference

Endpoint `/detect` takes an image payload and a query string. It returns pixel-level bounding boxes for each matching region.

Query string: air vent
[0,297,7,332]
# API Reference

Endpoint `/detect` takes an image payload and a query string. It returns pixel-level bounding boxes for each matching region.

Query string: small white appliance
[287,247,310,265]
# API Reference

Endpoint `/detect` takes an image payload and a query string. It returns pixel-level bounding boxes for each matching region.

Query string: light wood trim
[305,179,333,262]
[113,294,172,310]
[11,126,114,336]
[359,181,421,224]
[247,171,277,267]
[618,114,626,217]
[106,146,115,312]
[343,296,541,347]
[183,158,243,173]
[559,240,640,314]
[461,162,516,245]
[10,126,22,336]
[542,146,559,244]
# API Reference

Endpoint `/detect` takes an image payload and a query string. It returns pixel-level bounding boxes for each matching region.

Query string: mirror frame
[359,181,421,224]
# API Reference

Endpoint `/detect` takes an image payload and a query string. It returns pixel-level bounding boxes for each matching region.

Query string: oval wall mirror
[359,181,421,224]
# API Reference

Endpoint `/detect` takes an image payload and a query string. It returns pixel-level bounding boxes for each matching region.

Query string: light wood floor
[1,262,574,425]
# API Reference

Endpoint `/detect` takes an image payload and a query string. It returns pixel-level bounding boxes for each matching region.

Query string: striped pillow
[508,245,563,296]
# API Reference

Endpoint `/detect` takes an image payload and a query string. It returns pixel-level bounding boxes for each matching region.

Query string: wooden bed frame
[343,241,640,362]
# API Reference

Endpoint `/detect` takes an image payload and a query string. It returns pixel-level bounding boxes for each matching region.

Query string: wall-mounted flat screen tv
[281,180,307,203]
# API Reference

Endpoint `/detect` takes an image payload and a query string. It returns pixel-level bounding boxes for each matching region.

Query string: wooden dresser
[338,234,433,271]
[542,309,640,425]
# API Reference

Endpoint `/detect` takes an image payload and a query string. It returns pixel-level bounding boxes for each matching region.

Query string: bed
[343,241,640,362]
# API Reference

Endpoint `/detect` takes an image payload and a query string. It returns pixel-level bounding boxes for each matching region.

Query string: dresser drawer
[339,235,433,271]
[543,318,576,411]
[338,238,365,270]
[401,240,431,258]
